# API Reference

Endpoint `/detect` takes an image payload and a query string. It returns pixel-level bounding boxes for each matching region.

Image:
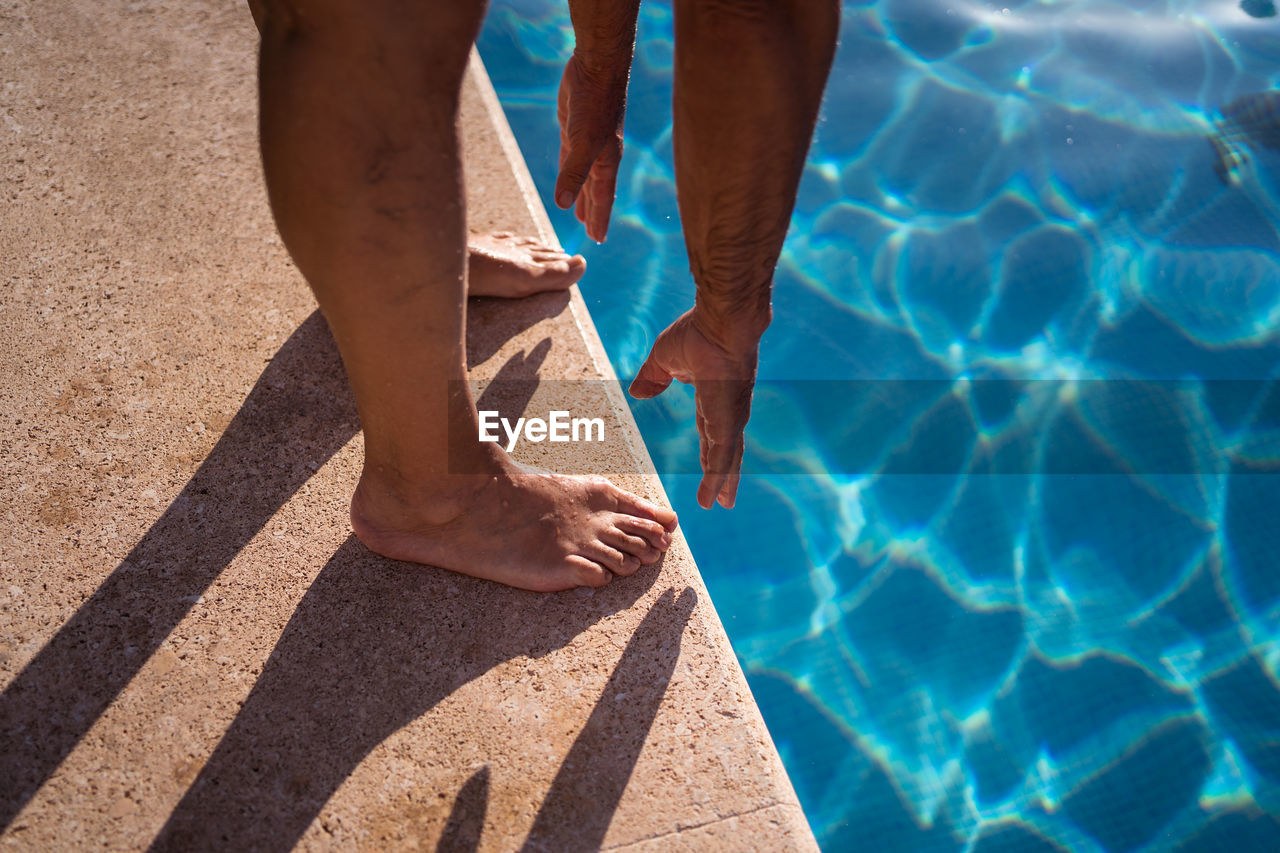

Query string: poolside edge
[462,50,821,851]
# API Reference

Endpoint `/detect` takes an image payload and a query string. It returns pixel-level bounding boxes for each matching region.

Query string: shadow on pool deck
[0,312,358,830]
[0,309,692,848]
[436,578,698,853]
[145,549,689,852]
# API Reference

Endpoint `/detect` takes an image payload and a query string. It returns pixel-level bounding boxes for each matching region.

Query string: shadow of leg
[521,588,698,853]
[466,292,568,368]
[450,339,551,474]
[148,538,657,852]
[472,337,552,417]
[0,312,358,830]
[436,766,491,853]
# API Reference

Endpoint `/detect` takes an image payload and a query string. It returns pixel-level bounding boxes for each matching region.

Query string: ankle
[352,452,508,531]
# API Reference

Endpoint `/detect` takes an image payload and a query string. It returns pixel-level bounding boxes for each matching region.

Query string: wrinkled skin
[556,0,839,508]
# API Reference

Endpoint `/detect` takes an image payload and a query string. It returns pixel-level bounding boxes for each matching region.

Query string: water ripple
[480,0,1280,848]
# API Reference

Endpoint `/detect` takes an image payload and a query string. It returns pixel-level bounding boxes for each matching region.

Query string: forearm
[672,0,838,354]
[568,0,641,70]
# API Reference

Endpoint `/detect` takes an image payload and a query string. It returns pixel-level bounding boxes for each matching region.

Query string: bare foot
[467,231,586,298]
[350,456,678,592]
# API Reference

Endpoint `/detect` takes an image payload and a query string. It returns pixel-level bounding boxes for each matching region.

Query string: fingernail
[556,190,574,208]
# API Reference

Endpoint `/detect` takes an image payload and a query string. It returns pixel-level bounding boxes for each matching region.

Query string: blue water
[479,2,1280,850]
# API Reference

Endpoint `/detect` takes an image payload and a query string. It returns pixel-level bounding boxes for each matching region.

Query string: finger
[557,78,573,170]
[717,438,745,509]
[629,350,674,399]
[697,440,735,510]
[581,187,597,241]
[695,382,752,509]
[556,125,611,211]
[555,62,605,211]
[694,408,720,509]
[584,134,622,242]
[697,407,709,476]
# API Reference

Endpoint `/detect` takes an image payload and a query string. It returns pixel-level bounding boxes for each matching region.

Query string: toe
[614,515,672,551]
[532,254,584,290]
[610,487,679,531]
[584,541,628,574]
[602,526,662,564]
[566,555,611,588]
[554,254,586,279]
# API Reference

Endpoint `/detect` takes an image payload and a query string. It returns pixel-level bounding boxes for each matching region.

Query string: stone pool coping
[0,2,816,849]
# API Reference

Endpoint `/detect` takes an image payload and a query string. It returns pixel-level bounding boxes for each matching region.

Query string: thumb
[629,351,674,399]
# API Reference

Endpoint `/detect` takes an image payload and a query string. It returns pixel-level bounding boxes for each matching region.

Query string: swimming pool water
[479,2,1280,850]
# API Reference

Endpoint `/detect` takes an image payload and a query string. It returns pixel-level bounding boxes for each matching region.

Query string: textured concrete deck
[0,2,816,850]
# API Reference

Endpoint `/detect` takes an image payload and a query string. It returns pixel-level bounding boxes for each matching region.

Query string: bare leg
[248,0,581,300]
[256,0,674,591]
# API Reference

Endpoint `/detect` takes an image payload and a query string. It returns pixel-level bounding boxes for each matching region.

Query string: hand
[555,52,628,242]
[629,310,759,509]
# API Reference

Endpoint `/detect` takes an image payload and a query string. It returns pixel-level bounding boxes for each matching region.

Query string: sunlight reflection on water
[480,1,1280,848]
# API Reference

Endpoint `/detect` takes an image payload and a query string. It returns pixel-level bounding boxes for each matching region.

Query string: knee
[681,0,838,40]
[258,0,486,83]
[681,0,786,27]
[259,0,486,53]
[253,0,303,37]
